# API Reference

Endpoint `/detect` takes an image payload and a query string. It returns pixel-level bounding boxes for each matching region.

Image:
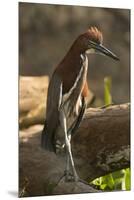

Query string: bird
[41,27,119,182]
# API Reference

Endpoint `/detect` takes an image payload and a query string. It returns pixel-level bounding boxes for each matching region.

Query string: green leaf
[114,177,123,190]
[100,184,107,190]
[102,174,114,190]
[104,77,112,105]
[92,178,101,185]
[90,168,131,191]
[125,168,131,190]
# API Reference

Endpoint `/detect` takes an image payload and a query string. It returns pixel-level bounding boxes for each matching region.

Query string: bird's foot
[64,170,73,182]
[64,170,79,182]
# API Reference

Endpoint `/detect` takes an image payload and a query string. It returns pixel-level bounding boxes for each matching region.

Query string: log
[19,76,49,114]
[19,76,49,128]
[19,103,130,197]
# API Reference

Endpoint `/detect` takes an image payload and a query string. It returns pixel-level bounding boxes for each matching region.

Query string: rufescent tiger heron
[41,27,119,182]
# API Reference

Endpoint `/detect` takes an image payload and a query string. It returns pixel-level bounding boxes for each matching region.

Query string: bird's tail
[41,123,55,152]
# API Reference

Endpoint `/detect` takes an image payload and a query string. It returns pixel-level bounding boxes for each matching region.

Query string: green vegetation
[104,77,112,105]
[91,168,131,191]
[90,77,130,191]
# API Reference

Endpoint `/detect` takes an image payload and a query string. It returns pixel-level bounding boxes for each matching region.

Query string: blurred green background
[19,2,130,104]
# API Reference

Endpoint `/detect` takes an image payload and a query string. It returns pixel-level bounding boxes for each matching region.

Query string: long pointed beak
[95,44,119,61]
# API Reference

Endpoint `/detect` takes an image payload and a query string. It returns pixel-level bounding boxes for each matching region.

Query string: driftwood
[19,76,49,128]
[19,103,130,197]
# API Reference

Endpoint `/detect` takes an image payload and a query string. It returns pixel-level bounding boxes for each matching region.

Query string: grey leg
[66,134,71,175]
[65,152,70,180]
[64,134,71,181]
[67,139,79,181]
[59,110,79,182]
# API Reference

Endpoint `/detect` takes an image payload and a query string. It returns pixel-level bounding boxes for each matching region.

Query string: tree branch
[19,103,130,197]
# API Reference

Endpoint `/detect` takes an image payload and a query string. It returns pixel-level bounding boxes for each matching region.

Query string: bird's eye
[88,40,98,49]
[89,40,97,46]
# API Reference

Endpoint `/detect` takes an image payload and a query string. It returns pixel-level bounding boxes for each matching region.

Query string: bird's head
[77,27,119,61]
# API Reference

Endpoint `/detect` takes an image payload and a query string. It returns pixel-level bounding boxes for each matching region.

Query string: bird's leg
[59,109,79,182]
[65,134,71,179]
[59,110,70,179]
[67,135,79,182]
[65,150,70,179]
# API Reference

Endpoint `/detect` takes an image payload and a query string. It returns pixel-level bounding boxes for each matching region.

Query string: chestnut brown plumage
[41,27,119,182]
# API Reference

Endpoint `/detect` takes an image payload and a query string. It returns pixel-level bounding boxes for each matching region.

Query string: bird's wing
[41,72,62,152]
[68,95,86,136]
